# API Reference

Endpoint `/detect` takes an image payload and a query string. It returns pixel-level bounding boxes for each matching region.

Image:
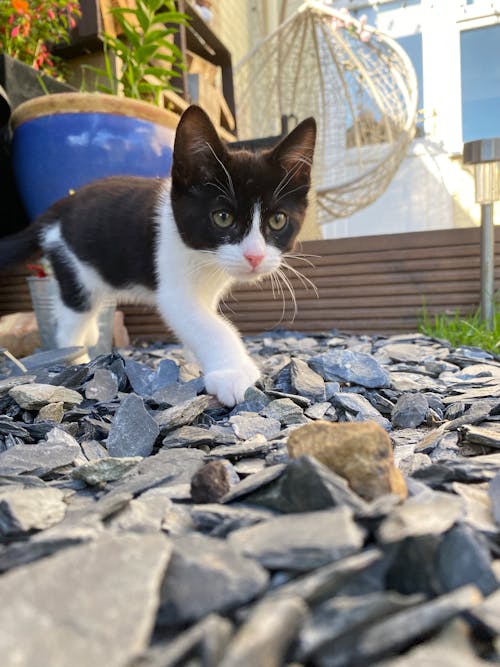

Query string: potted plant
[0,0,81,106]
[10,0,188,219]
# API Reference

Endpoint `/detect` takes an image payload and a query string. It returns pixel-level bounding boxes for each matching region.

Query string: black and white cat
[1,105,316,406]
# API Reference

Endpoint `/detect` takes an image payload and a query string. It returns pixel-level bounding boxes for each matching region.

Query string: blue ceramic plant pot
[11,93,178,220]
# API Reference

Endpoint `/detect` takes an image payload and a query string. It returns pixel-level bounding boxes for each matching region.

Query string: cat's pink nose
[244,252,264,269]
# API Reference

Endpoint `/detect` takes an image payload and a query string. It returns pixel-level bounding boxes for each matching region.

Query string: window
[396,33,424,133]
[460,24,500,142]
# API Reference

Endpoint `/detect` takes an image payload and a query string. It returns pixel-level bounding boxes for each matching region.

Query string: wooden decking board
[0,227,498,336]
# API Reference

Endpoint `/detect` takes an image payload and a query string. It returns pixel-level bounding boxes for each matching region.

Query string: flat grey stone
[297,591,424,662]
[377,492,464,543]
[290,358,326,402]
[260,398,306,425]
[137,614,232,667]
[84,369,118,402]
[269,548,383,605]
[72,456,142,486]
[305,402,333,420]
[489,472,500,525]
[392,393,429,429]
[241,456,367,514]
[451,481,498,535]
[155,395,213,433]
[9,383,83,410]
[231,386,271,415]
[332,392,391,430]
[0,533,171,667]
[413,452,500,486]
[151,359,180,392]
[124,359,156,396]
[161,425,215,449]
[0,487,66,536]
[0,521,101,573]
[107,393,159,458]
[106,448,206,498]
[219,595,307,667]
[313,585,482,667]
[209,434,269,459]
[309,350,390,388]
[221,464,286,503]
[152,380,201,407]
[459,423,500,449]
[80,440,109,461]
[374,618,490,667]
[107,490,172,533]
[390,372,445,393]
[382,342,447,364]
[0,375,36,397]
[20,347,86,371]
[158,533,269,626]
[470,587,500,635]
[191,503,276,537]
[436,523,498,596]
[228,506,365,571]
[230,414,281,440]
[0,430,80,476]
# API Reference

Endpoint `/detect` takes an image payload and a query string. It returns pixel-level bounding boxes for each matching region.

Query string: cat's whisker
[283,253,317,269]
[272,183,309,206]
[205,142,235,200]
[281,260,319,298]
[268,271,287,327]
[272,160,305,203]
[275,268,298,322]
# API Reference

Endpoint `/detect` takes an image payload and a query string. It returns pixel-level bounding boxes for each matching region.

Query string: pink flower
[359,30,371,43]
[47,9,55,19]
[11,24,20,38]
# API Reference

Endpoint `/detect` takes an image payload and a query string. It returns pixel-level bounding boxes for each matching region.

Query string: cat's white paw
[204,360,260,407]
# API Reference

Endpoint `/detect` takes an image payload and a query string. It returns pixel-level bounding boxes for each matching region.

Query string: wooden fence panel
[0,227,499,338]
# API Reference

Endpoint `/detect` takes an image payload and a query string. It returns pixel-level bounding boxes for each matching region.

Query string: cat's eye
[212,210,234,228]
[268,212,288,231]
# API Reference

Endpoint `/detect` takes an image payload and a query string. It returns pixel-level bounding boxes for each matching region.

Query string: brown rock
[287,420,407,501]
[191,460,238,503]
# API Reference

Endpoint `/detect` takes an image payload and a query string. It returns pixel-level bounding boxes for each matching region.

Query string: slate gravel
[1,330,500,666]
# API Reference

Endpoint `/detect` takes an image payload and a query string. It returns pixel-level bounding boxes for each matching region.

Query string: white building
[320,0,500,238]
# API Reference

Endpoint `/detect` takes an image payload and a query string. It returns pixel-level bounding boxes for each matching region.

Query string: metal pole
[480,202,495,329]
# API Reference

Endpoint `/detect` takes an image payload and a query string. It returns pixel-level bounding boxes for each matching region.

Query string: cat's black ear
[269,117,316,183]
[172,105,227,187]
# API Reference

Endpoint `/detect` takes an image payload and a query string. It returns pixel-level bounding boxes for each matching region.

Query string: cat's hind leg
[47,247,101,352]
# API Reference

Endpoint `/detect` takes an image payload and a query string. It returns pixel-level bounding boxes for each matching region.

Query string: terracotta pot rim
[11,92,180,130]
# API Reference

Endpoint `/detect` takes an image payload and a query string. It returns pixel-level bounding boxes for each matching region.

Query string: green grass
[419,304,500,354]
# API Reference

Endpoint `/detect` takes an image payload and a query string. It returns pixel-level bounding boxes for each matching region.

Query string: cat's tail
[0,224,41,270]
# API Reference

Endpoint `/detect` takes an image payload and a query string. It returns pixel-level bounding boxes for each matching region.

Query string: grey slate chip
[106,393,159,458]
[0,430,81,476]
[241,455,368,514]
[0,487,66,536]
[0,534,171,667]
[228,506,365,571]
[309,350,390,388]
[290,357,326,402]
[392,393,429,428]
[85,369,118,402]
[436,523,498,596]
[158,533,269,626]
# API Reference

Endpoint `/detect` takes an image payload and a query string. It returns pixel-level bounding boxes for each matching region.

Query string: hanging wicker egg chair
[234,0,418,225]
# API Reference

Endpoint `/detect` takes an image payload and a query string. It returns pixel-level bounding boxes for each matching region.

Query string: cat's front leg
[158,290,260,407]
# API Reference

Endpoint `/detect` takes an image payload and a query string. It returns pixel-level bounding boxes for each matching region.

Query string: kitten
[1,105,316,406]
